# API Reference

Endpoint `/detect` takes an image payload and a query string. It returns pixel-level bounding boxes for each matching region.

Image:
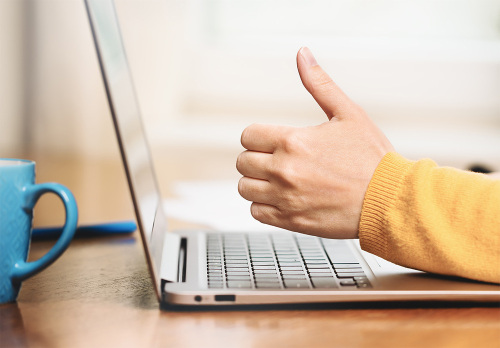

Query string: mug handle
[10,183,78,282]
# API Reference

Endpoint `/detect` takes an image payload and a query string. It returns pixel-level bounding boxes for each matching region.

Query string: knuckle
[281,163,299,184]
[271,161,300,188]
[279,129,302,153]
[287,213,309,232]
[250,203,264,222]
[309,73,335,96]
[280,189,306,214]
[278,128,312,157]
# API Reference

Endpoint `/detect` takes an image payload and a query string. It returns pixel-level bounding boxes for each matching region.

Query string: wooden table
[1,149,500,348]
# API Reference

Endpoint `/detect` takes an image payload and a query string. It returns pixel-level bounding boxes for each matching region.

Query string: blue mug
[0,159,78,303]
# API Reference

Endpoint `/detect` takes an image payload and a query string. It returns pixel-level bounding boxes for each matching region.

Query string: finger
[250,202,282,227]
[238,177,273,204]
[296,47,353,120]
[236,150,273,180]
[241,123,290,153]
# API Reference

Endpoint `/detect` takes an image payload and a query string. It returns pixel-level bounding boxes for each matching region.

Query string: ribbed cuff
[359,152,414,258]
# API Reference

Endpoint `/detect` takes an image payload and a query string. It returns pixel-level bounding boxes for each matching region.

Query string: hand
[236,47,394,239]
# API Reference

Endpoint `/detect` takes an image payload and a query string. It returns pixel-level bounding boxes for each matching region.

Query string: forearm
[359,152,500,284]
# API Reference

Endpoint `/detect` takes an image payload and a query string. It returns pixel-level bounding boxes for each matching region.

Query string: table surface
[1,149,499,348]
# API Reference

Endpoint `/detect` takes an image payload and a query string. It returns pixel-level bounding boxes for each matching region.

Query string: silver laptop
[84,0,500,308]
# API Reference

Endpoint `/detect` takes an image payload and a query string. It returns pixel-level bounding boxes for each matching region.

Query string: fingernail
[300,47,318,67]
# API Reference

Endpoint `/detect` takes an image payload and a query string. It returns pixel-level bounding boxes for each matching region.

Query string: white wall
[1,0,499,170]
[27,0,117,158]
[142,0,500,168]
[0,0,25,155]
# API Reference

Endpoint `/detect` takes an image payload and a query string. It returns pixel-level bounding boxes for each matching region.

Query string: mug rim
[0,158,34,167]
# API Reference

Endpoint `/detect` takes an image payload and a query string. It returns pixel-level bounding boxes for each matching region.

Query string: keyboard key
[208,272,223,276]
[281,270,306,275]
[225,256,248,260]
[256,279,281,284]
[250,257,275,261]
[339,279,356,286]
[278,262,302,267]
[336,268,363,273]
[308,268,332,273]
[280,266,304,271]
[251,262,276,266]
[282,274,307,280]
[227,271,250,276]
[301,253,324,257]
[225,260,249,264]
[250,254,274,259]
[256,282,282,289]
[306,264,331,269]
[309,272,335,278]
[254,273,280,279]
[357,283,372,288]
[336,273,365,278]
[226,267,250,272]
[333,263,362,269]
[283,280,311,289]
[254,270,279,274]
[311,278,338,288]
[227,281,253,289]
[276,256,302,261]
[276,252,300,256]
[304,260,329,264]
[208,282,224,288]
[354,277,371,287]
[208,270,223,274]
[227,275,252,281]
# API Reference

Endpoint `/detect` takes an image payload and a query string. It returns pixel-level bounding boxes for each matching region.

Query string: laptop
[84,0,500,308]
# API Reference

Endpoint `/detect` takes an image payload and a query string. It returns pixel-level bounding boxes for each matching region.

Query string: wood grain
[1,150,499,348]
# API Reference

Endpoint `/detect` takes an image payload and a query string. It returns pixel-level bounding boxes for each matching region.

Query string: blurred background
[1,0,500,170]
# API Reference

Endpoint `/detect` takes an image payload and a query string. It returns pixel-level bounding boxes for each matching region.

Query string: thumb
[297,47,353,120]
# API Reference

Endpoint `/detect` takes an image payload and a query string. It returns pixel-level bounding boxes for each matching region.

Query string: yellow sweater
[359,152,500,284]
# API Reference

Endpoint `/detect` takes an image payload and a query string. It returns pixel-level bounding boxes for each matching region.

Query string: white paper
[164,180,285,232]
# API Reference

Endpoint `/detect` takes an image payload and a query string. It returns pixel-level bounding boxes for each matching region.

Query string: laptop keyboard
[206,233,371,290]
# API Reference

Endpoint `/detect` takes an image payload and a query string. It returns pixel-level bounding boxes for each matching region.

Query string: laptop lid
[84,0,173,300]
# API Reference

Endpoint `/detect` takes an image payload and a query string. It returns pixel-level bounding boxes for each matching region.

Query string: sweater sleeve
[359,152,500,284]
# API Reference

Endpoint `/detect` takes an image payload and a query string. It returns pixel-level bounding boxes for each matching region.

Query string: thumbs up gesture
[237,47,394,239]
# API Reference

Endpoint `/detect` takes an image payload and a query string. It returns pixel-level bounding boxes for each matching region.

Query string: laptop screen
[85,0,167,297]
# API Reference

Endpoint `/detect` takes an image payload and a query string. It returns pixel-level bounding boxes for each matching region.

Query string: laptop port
[214,295,236,302]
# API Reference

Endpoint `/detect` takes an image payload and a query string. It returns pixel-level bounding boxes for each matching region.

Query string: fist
[236,47,394,239]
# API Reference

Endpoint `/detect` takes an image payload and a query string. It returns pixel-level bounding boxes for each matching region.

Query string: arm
[237,47,500,283]
[361,153,500,283]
